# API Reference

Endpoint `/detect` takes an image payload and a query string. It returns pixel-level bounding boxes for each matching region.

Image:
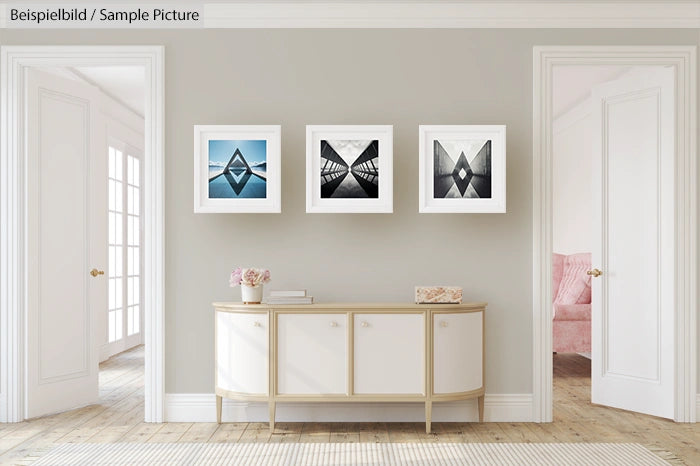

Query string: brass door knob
[90,268,105,277]
[586,268,603,277]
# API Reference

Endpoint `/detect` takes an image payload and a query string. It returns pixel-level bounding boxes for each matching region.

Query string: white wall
[553,99,593,255]
[4,28,699,419]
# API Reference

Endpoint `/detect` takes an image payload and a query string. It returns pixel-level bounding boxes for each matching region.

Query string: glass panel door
[107,142,143,349]
[108,147,124,343]
[126,154,141,336]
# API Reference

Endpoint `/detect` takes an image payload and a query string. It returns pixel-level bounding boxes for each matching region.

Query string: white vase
[241,285,263,304]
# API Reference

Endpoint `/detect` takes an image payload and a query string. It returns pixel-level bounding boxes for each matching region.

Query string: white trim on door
[0,46,165,423]
[532,46,697,423]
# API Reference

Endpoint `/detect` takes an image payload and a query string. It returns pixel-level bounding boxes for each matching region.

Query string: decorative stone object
[415,286,463,304]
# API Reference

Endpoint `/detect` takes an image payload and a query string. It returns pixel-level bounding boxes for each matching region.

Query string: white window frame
[105,136,144,358]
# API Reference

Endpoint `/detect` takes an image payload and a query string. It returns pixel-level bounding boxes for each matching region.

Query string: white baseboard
[165,393,533,423]
[696,394,700,422]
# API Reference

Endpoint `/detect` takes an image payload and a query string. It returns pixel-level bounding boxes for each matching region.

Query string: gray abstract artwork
[433,139,491,199]
[320,140,379,198]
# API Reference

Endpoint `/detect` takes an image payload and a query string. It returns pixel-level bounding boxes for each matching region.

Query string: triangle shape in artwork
[451,152,473,196]
[224,148,252,174]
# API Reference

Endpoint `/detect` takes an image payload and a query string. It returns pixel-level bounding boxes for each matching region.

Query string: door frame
[0,46,165,423]
[532,46,697,422]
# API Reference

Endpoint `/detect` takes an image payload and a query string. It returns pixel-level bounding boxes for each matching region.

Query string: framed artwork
[306,125,393,213]
[419,125,506,213]
[194,125,281,213]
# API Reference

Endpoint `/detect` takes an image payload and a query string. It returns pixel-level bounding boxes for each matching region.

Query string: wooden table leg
[269,401,276,432]
[478,395,484,422]
[425,400,432,434]
[216,395,222,424]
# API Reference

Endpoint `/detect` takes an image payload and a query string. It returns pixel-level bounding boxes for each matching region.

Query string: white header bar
[1,2,699,29]
[4,4,203,28]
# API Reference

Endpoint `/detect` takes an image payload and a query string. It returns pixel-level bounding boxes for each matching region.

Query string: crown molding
[202,2,700,29]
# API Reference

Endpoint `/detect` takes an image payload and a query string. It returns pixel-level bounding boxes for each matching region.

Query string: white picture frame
[306,125,393,213]
[194,125,281,213]
[419,125,506,213]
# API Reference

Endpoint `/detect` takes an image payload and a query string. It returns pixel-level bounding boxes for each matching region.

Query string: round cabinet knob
[361,321,369,328]
[253,321,261,327]
[329,321,338,328]
[440,321,449,328]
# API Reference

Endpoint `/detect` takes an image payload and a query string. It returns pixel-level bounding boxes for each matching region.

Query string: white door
[26,69,105,418]
[590,66,675,419]
[277,314,347,394]
[433,312,482,394]
[216,312,268,395]
[354,313,424,394]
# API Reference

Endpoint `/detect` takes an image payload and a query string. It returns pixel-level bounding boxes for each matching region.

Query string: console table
[213,302,486,433]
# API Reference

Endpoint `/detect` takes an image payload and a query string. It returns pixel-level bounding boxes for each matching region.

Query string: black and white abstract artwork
[433,139,492,199]
[320,140,379,198]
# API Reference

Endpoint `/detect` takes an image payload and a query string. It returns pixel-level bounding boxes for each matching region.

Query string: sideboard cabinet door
[354,313,424,394]
[433,311,483,394]
[277,314,347,395]
[216,311,268,395]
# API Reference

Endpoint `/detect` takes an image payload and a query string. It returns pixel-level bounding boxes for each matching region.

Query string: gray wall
[1,29,698,396]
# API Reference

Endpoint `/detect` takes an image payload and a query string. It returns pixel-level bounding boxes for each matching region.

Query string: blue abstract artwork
[208,140,267,199]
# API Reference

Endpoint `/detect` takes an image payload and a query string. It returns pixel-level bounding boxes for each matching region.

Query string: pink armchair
[552,253,591,353]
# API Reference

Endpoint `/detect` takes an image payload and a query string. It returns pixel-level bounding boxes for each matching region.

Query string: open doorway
[0,46,164,424]
[551,65,632,410]
[24,65,145,419]
[532,46,696,424]
[543,56,696,422]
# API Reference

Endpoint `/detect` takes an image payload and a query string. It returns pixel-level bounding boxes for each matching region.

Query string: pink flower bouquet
[230,267,271,288]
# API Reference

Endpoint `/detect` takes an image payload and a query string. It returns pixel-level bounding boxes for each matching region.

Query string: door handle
[90,268,105,277]
[586,268,603,277]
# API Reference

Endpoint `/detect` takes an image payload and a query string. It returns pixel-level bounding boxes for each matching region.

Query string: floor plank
[299,422,331,443]
[178,423,218,443]
[239,422,272,443]
[387,423,420,443]
[268,422,302,443]
[329,423,360,443]
[358,422,390,443]
[208,423,246,443]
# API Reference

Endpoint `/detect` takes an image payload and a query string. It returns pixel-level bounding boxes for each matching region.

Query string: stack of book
[264,290,314,305]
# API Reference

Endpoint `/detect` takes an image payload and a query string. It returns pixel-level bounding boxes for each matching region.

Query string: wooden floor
[0,347,698,465]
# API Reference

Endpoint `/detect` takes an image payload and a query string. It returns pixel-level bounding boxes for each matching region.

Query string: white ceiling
[552,65,631,119]
[72,66,145,117]
[36,66,145,117]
